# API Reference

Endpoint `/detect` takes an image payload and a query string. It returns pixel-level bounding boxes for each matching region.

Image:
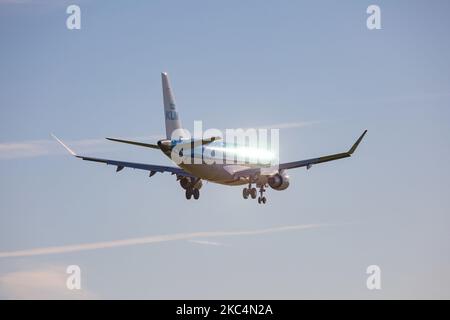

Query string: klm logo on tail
[166,110,179,120]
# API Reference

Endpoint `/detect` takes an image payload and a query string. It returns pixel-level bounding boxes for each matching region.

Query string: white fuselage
[159,139,276,186]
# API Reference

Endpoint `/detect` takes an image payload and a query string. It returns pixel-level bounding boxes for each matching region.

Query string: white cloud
[0,265,96,299]
[0,0,74,5]
[0,224,323,258]
[0,135,163,160]
[254,120,320,130]
[0,0,31,4]
[188,239,227,247]
[0,121,317,160]
[0,140,51,159]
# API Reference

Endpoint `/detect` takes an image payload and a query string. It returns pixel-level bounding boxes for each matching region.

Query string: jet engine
[268,171,290,190]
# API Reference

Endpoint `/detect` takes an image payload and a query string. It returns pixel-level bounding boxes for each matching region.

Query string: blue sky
[1,0,450,299]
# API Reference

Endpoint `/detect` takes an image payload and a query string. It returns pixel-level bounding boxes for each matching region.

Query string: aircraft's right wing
[51,134,194,178]
[278,130,367,170]
[233,130,367,179]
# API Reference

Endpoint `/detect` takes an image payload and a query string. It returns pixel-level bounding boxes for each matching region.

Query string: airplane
[53,72,367,204]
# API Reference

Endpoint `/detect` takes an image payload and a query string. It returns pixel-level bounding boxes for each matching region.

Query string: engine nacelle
[180,177,202,190]
[268,171,290,191]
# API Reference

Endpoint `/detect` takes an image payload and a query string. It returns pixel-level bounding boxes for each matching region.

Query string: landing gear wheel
[243,188,249,199]
[250,188,257,199]
[257,185,268,204]
[193,188,200,200]
[185,188,192,200]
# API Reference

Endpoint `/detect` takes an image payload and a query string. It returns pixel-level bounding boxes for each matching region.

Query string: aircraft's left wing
[75,155,194,177]
[51,134,194,178]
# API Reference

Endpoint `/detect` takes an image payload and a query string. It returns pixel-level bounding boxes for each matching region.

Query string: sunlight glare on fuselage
[207,143,276,165]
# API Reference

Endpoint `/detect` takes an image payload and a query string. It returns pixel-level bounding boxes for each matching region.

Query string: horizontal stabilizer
[106,137,160,149]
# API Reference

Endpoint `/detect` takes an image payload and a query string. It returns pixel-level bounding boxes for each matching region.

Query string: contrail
[0,224,322,258]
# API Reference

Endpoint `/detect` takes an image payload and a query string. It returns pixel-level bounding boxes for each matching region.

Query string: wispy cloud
[254,120,320,130]
[0,135,163,160]
[0,265,96,299]
[188,239,227,247]
[0,224,323,258]
[0,0,76,5]
[0,121,317,160]
[0,0,31,4]
[0,140,52,159]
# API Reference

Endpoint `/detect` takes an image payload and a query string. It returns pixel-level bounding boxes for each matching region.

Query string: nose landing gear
[257,185,267,204]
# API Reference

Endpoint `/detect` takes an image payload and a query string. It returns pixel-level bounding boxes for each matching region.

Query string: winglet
[50,133,77,156]
[348,130,367,155]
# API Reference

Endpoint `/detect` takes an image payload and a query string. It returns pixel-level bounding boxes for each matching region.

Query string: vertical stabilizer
[162,72,185,140]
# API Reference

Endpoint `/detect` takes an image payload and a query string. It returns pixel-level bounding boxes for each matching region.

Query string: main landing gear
[180,177,202,200]
[185,187,200,200]
[242,184,257,200]
[243,183,267,204]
